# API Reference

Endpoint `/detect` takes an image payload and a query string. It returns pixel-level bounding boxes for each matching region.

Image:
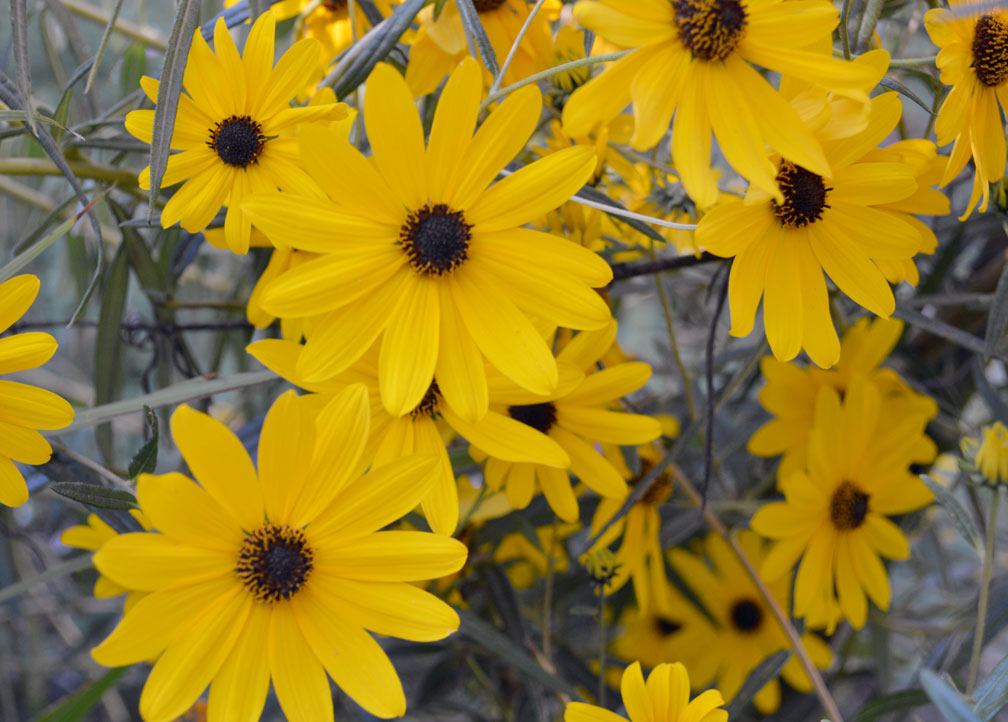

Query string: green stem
[543,516,558,664]
[480,51,632,111]
[0,158,140,186]
[651,246,698,421]
[889,56,938,69]
[598,587,608,707]
[968,488,1000,694]
[488,0,547,95]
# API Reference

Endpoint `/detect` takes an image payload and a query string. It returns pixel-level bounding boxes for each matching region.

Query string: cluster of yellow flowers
[5,0,1008,720]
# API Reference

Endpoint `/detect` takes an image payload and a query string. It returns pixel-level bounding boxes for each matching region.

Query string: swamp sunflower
[562,0,887,207]
[0,275,74,507]
[90,388,467,721]
[126,12,342,254]
[751,378,933,630]
[925,0,1008,218]
[242,59,612,422]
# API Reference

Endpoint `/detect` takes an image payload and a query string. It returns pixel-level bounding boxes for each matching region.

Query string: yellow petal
[379,276,440,417]
[268,604,335,722]
[364,63,428,209]
[318,531,468,581]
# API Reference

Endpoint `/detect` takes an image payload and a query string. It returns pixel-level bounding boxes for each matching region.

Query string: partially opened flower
[0,274,74,507]
[90,387,467,721]
[752,378,933,630]
[925,1,1008,218]
[61,511,150,606]
[243,59,612,422]
[562,0,888,207]
[565,661,727,722]
[974,421,1008,485]
[126,12,343,254]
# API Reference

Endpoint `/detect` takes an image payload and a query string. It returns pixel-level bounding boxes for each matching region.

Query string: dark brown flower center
[473,0,508,11]
[208,115,266,168]
[633,459,673,506]
[653,614,682,635]
[830,481,870,531]
[323,0,348,10]
[237,523,313,603]
[411,381,441,419]
[972,14,1008,86]
[730,598,763,632]
[673,0,747,61]
[772,161,831,228]
[507,402,557,434]
[400,203,472,276]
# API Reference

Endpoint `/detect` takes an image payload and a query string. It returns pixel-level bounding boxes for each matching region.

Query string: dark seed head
[507,402,558,434]
[830,481,870,531]
[730,598,763,633]
[972,14,1008,86]
[411,381,442,419]
[772,161,831,228]
[473,0,508,11]
[400,203,472,276]
[208,115,266,168]
[654,615,682,635]
[236,523,313,603]
[673,0,748,61]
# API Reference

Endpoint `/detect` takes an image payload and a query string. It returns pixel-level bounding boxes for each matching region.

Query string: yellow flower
[62,511,151,604]
[697,92,942,368]
[126,12,343,254]
[242,59,613,422]
[471,322,662,522]
[748,317,938,483]
[565,660,727,722]
[975,421,1008,485]
[0,275,74,507]
[665,532,832,714]
[247,337,575,535]
[751,378,934,630]
[562,0,887,208]
[90,388,467,721]
[925,1,1008,218]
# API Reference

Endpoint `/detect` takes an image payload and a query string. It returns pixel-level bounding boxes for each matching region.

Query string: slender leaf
[973,654,1008,720]
[49,483,138,511]
[878,77,937,116]
[724,651,790,718]
[35,668,128,722]
[920,669,983,722]
[94,246,130,464]
[851,689,929,722]
[10,0,37,133]
[84,0,126,94]
[0,555,94,606]
[921,475,981,552]
[455,0,500,77]
[893,305,992,358]
[457,609,581,699]
[121,42,148,98]
[575,184,666,244]
[855,0,885,52]
[973,360,1008,426]
[985,259,1008,360]
[127,406,159,480]
[356,0,385,25]
[148,0,203,221]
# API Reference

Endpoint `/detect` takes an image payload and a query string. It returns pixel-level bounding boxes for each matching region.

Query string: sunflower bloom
[565,661,727,722]
[90,388,467,721]
[242,59,612,422]
[751,378,933,630]
[697,92,942,367]
[665,532,832,714]
[562,0,887,207]
[925,1,1008,218]
[0,275,74,507]
[748,317,938,483]
[126,12,343,254]
[471,322,662,522]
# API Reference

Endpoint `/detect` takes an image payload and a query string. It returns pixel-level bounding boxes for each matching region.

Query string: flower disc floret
[972,14,1008,86]
[730,598,763,633]
[772,161,831,228]
[208,115,266,167]
[473,0,507,10]
[829,481,869,531]
[507,402,558,434]
[673,0,747,61]
[400,203,472,276]
[237,523,313,603]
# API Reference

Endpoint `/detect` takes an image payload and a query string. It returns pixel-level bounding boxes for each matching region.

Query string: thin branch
[488,0,547,95]
[609,252,723,282]
[702,270,730,507]
[10,319,253,332]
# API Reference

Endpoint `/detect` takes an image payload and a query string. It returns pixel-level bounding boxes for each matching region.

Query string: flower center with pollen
[507,402,557,434]
[830,481,870,531]
[237,523,313,603]
[400,203,472,276]
[208,115,266,168]
[411,381,442,419]
[730,598,763,633]
[673,0,748,61]
[972,14,1008,86]
[473,0,507,11]
[772,161,831,228]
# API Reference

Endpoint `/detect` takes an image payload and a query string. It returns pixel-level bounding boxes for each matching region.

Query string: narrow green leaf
[433,0,450,19]
[148,0,203,221]
[575,184,667,244]
[36,668,128,722]
[985,259,1008,360]
[127,406,159,480]
[52,89,73,143]
[0,555,94,607]
[893,305,991,358]
[724,651,790,717]
[855,0,885,52]
[94,246,130,464]
[110,200,167,292]
[920,669,983,722]
[121,42,148,98]
[851,689,928,722]
[973,654,1008,720]
[356,0,385,25]
[10,0,37,133]
[921,475,981,552]
[84,0,126,94]
[49,482,138,511]
[972,360,1008,427]
[455,0,500,77]
[878,77,936,116]
[457,609,581,699]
